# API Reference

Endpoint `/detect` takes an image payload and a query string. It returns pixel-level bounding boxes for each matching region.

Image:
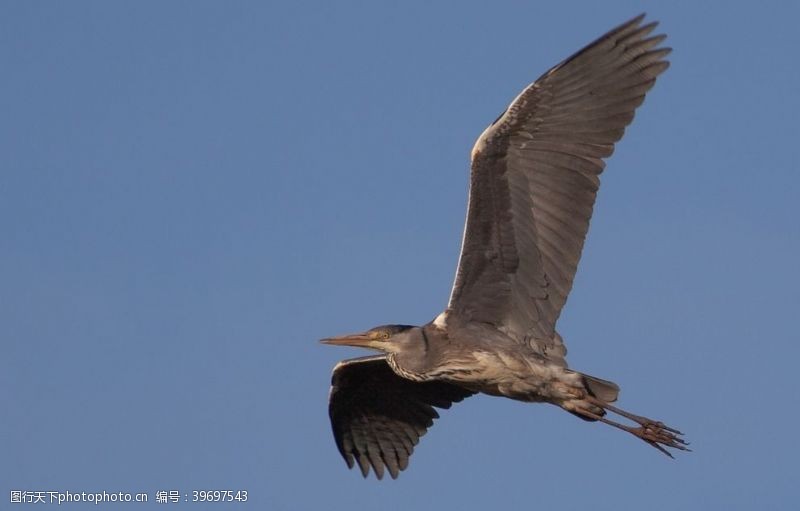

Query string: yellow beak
[320,332,375,349]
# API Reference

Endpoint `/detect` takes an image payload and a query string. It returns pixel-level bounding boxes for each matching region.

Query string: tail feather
[561,371,621,422]
[580,372,620,403]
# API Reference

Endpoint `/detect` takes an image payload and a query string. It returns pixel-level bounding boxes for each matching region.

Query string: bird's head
[321,324,417,353]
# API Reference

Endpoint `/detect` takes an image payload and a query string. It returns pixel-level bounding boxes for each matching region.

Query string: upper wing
[447,14,670,344]
[328,355,474,479]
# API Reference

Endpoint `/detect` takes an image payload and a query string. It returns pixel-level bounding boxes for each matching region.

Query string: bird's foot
[624,420,689,457]
[582,396,690,457]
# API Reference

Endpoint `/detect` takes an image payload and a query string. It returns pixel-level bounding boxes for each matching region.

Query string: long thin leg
[600,400,684,435]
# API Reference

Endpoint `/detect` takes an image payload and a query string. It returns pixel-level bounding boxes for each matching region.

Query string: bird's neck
[386,352,432,382]
[385,326,435,382]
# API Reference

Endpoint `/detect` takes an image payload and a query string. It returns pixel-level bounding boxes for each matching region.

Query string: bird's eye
[382,332,390,340]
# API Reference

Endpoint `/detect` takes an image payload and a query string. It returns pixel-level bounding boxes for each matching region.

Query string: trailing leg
[577,395,689,457]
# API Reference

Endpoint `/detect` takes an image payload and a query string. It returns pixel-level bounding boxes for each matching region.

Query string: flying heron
[322,14,687,479]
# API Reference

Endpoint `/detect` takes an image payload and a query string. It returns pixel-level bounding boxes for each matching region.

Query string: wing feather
[328,356,474,479]
[447,14,670,348]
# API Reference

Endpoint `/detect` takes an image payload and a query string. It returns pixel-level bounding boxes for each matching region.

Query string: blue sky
[3,1,799,509]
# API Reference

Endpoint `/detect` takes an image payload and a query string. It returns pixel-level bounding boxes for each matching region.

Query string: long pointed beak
[320,332,374,348]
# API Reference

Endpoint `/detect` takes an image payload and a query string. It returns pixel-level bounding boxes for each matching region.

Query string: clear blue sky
[3,1,799,509]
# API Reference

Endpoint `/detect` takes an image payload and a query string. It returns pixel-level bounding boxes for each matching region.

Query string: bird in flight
[322,14,687,479]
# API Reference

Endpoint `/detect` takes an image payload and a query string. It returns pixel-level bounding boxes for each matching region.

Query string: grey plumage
[328,355,474,479]
[450,13,669,346]
[322,14,688,480]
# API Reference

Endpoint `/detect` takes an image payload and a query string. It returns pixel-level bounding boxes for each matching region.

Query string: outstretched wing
[328,356,474,479]
[448,14,670,344]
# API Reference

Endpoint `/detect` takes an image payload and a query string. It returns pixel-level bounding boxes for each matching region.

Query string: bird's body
[376,319,616,416]
[322,14,688,479]
[385,321,578,402]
